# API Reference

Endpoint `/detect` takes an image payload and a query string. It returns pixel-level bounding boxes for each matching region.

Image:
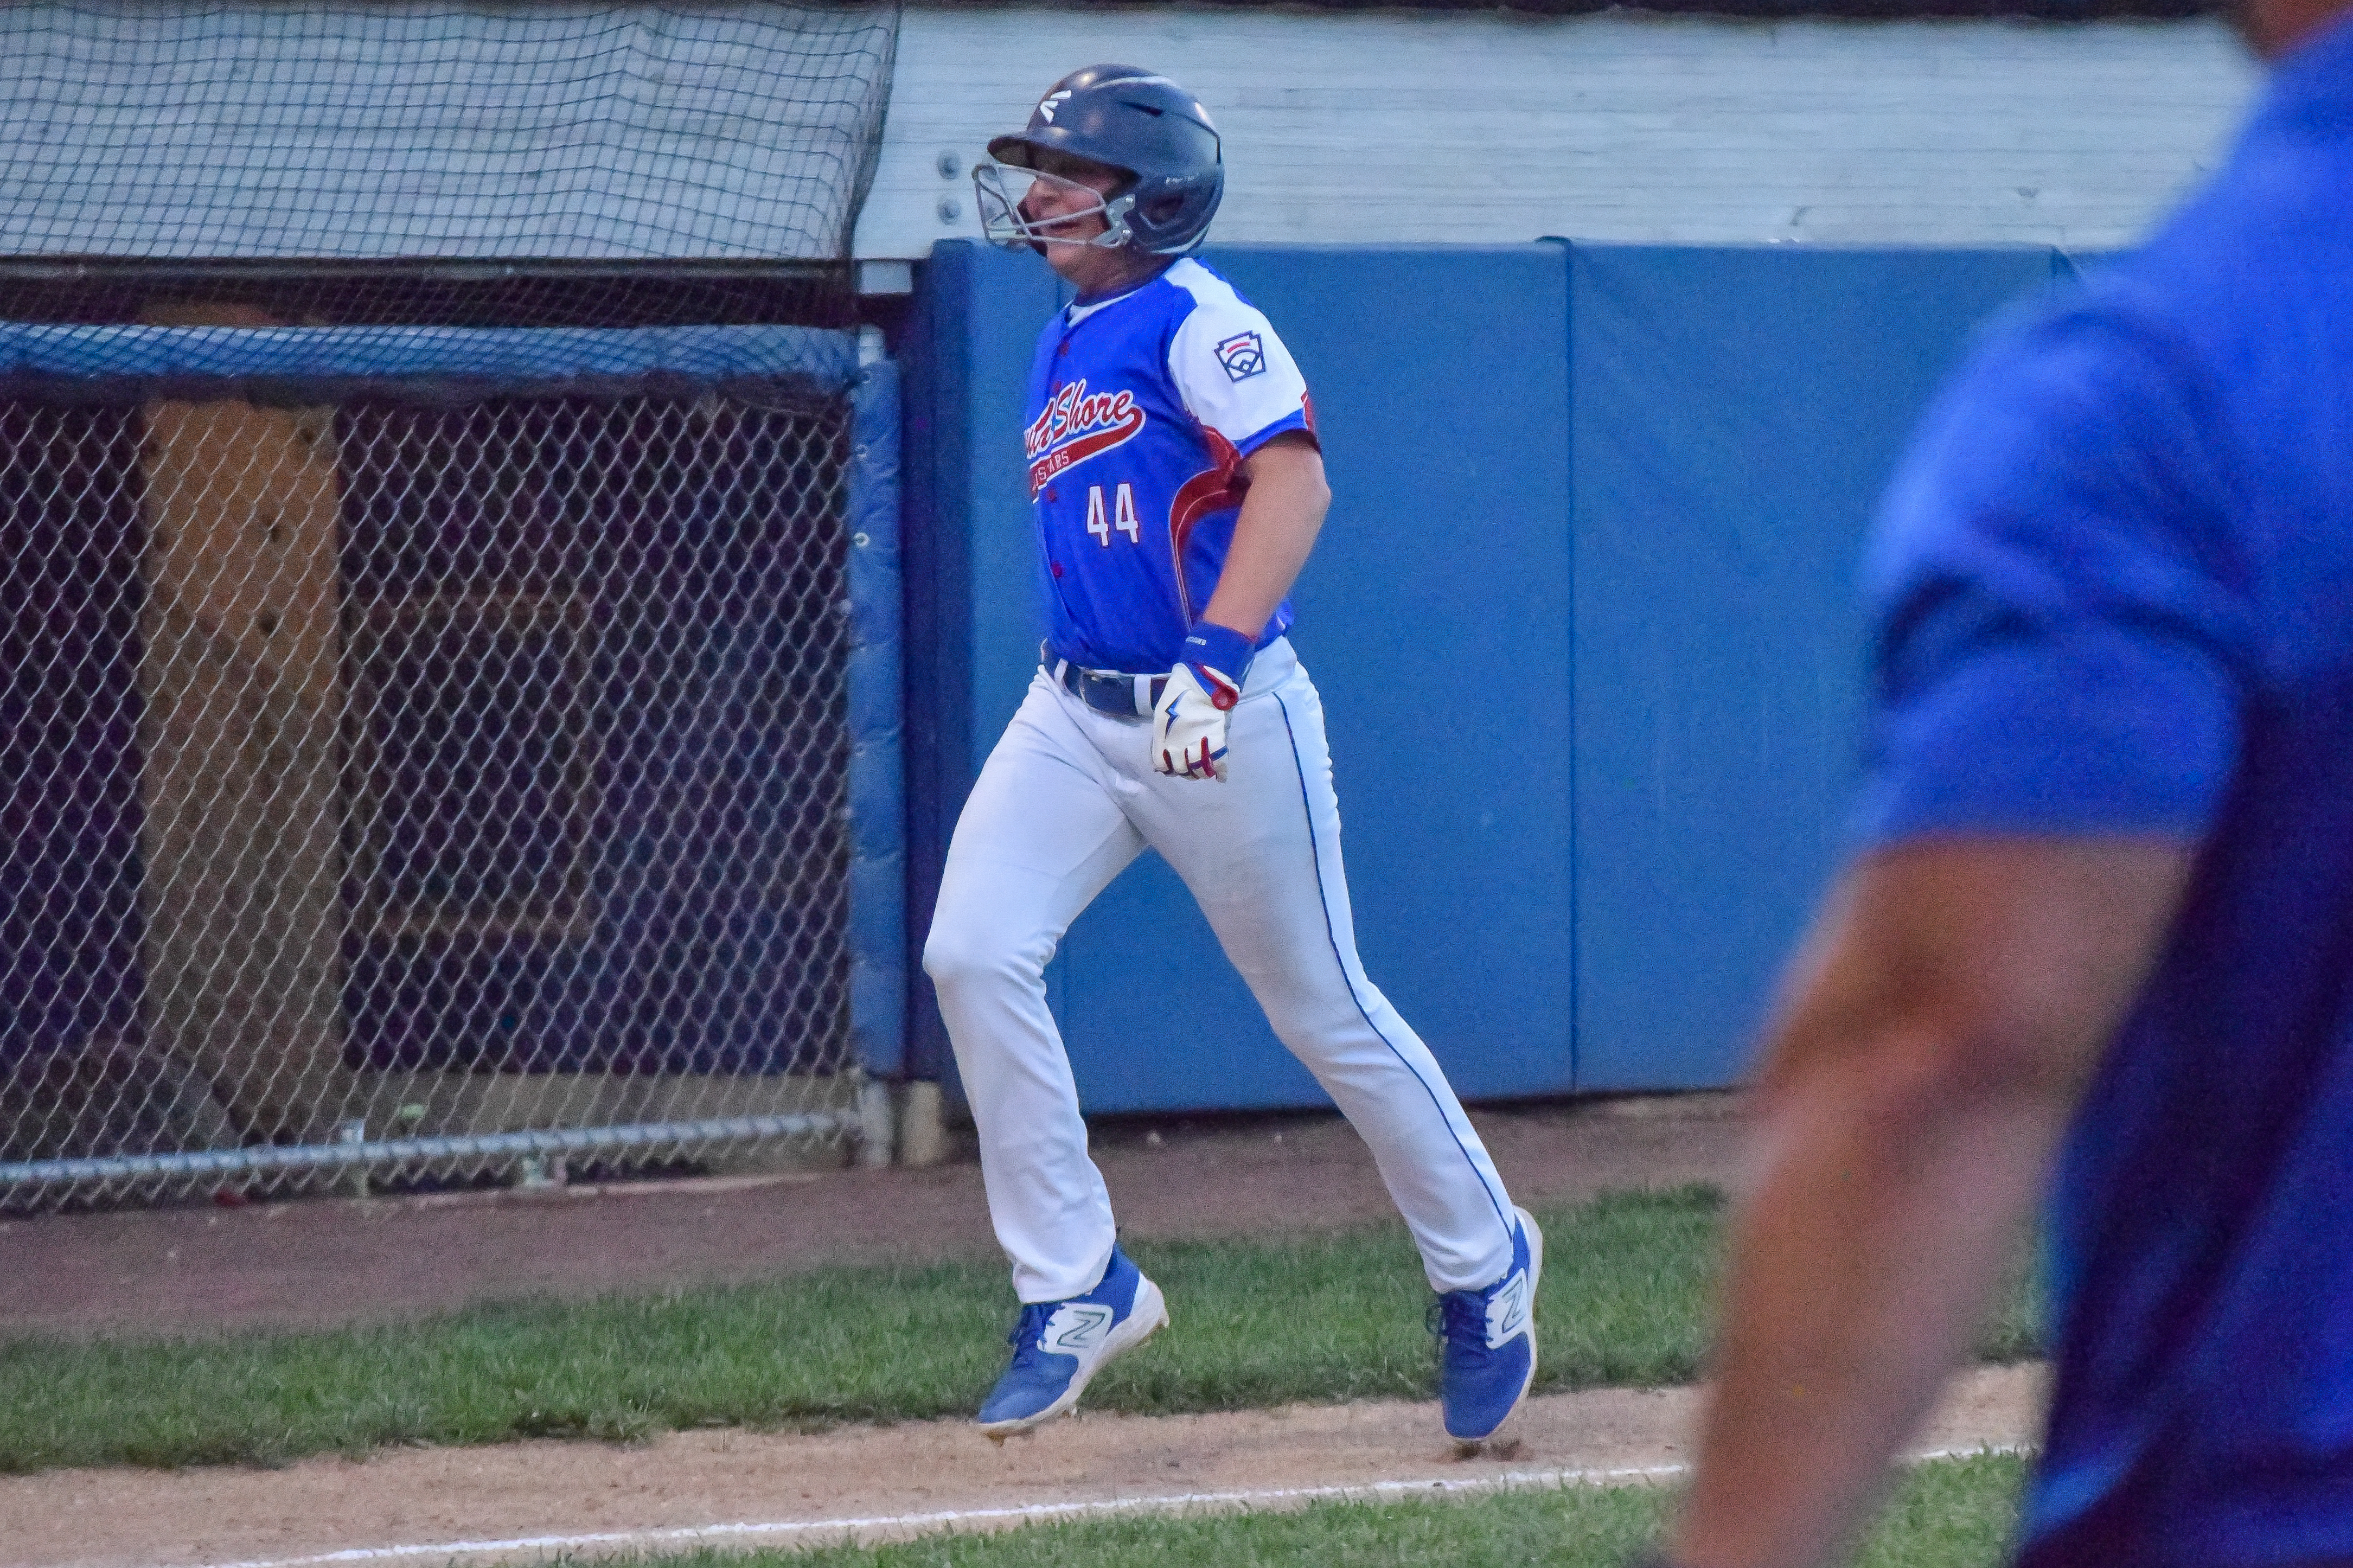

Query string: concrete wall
[858,6,2258,257]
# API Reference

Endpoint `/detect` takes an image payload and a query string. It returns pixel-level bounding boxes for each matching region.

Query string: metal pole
[0,1111,852,1189]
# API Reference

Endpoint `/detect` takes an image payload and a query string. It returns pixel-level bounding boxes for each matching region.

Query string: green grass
[0,1186,2038,1473]
[622,1452,2025,1568]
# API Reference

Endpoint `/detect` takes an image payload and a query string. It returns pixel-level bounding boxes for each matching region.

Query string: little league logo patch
[1214,330,1267,382]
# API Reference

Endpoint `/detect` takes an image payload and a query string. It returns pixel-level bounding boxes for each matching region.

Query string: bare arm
[1668,837,2195,1568]
[1199,431,1329,641]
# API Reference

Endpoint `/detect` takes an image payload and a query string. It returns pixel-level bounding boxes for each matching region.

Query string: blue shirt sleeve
[1853,299,2257,847]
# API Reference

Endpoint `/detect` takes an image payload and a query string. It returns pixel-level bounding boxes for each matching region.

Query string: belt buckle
[1049,651,1155,720]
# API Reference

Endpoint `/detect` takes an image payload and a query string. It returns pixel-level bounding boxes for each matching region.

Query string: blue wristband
[1181,621,1256,687]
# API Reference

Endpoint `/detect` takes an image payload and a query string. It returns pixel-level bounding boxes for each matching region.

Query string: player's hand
[1153,623,1254,783]
[1154,663,1238,780]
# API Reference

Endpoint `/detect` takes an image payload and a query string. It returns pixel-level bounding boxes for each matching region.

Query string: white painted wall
[0,2,2266,266]
[856,5,2262,258]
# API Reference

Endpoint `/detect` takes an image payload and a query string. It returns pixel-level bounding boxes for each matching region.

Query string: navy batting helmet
[973,65,1224,257]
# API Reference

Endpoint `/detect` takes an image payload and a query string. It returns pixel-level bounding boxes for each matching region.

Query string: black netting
[1,385,858,1207]
[0,2,899,328]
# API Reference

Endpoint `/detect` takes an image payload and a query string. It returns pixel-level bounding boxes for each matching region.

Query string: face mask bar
[972,161,1137,251]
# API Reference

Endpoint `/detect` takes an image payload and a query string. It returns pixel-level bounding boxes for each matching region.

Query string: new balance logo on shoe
[1486,1266,1531,1346]
[1043,1301,1115,1353]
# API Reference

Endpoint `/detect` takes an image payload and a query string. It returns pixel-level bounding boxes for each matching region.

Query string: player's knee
[922,919,1032,995]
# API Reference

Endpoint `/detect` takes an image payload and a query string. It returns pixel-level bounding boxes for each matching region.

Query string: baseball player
[926,64,1539,1445]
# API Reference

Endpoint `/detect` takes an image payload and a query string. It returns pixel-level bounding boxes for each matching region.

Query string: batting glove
[1153,623,1254,782]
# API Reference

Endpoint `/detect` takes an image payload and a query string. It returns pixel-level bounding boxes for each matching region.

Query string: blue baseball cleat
[1432,1205,1543,1446]
[979,1244,1169,1441]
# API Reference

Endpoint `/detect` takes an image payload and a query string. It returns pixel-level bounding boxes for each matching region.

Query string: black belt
[1043,641,1166,719]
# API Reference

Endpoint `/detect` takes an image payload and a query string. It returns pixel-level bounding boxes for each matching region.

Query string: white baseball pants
[923,639,1519,1303]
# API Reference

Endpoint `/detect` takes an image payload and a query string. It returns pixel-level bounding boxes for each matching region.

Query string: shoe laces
[1427,1291,1491,1361]
[1006,1301,1057,1363]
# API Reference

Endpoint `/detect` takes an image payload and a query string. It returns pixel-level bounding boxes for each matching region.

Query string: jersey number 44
[1086,483,1144,547]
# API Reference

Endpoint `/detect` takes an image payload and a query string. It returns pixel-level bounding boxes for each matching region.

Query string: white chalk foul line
[139,1444,2030,1568]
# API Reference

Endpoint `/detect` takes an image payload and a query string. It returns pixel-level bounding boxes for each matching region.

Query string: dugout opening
[0,314,888,1206]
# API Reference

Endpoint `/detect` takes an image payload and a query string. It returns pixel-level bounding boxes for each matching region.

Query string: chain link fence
[2,373,873,1209]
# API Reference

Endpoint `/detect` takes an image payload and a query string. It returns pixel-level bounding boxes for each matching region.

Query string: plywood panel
[132,304,359,1142]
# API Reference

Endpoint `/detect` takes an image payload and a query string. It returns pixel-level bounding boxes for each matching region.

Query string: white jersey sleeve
[1163,259,1314,454]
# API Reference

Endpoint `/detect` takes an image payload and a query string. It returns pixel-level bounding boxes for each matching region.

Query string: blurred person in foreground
[1643,1,2353,1564]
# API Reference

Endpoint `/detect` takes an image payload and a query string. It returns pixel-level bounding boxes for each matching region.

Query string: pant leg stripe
[1273,691,1516,1251]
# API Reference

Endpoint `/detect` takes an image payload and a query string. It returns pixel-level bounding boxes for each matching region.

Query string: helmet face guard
[977,65,1224,258]
[972,162,1140,252]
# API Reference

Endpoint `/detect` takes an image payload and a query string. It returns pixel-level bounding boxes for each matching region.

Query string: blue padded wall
[846,357,908,1074]
[905,242,1573,1110]
[1566,244,2062,1090]
[898,242,1064,1085]
[903,240,2068,1109]
[1053,247,1575,1109]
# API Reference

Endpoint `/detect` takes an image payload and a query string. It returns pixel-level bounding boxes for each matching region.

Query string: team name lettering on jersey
[1026,379,1147,498]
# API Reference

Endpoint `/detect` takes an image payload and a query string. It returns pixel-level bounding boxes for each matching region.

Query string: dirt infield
[0,1095,1742,1338]
[0,1364,2039,1568]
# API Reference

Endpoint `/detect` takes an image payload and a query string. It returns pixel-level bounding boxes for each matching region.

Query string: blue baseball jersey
[1023,257,1314,673]
[1856,17,2353,1564]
